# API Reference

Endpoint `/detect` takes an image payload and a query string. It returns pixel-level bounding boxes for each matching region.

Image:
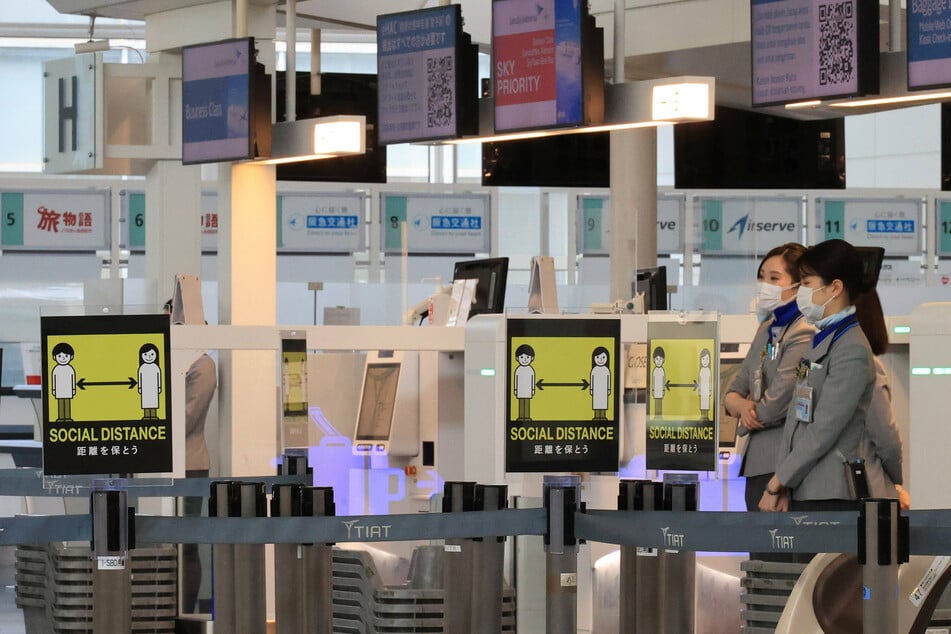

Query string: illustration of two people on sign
[650,346,712,420]
[513,344,611,422]
[50,342,162,422]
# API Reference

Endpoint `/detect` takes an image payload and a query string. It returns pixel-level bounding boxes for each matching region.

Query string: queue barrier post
[859,498,907,634]
[272,483,305,634]
[302,486,335,633]
[661,481,697,634]
[471,484,508,634]
[618,479,664,633]
[544,475,581,634]
[443,481,477,634]
[91,483,133,633]
[210,480,267,634]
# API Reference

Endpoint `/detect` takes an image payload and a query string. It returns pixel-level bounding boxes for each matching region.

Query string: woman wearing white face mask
[760,239,878,515]
[724,243,814,515]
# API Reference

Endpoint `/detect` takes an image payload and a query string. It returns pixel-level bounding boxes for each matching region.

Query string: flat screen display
[492,0,584,132]
[182,37,253,164]
[907,0,951,90]
[354,362,401,441]
[751,0,877,106]
[452,257,509,316]
[377,5,473,144]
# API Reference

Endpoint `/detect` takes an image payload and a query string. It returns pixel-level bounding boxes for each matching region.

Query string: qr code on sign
[817,0,855,86]
[427,55,454,129]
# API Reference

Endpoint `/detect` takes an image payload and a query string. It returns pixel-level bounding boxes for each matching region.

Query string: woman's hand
[758,476,787,512]
[896,485,911,510]
[728,395,764,431]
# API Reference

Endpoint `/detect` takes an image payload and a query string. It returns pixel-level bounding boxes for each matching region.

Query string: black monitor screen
[452,257,509,317]
[182,37,271,164]
[634,266,668,311]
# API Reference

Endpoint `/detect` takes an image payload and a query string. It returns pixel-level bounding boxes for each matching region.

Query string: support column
[609,128,657,302]
[216,162,278,477]
[144,159,202,304]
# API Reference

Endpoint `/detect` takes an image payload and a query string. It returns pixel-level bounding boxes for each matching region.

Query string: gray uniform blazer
[728,314,814,477]
[862,357,904,497]
[775,322,876,501]
[185,353,217,472]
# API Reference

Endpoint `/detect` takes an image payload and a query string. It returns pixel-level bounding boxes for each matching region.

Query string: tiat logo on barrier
[661,526,685,548]
[790,514,842,527]
[769,528,795,550]
[341,519,392,540]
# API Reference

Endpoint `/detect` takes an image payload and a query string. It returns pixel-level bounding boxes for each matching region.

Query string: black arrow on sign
[665,380,698,390]
[77,377,137,390]
[536,378,590,391]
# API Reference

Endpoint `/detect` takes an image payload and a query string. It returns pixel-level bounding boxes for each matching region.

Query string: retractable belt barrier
[0,468,309,497]
[3,472,951,556]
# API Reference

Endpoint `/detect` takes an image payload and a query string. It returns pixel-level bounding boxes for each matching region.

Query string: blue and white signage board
[576,194,685,255]
[936,199,951,257]
[817,197,922,256]
[577,195,609,255]
[119,191,218,252]
[658,194,686,254]
[697,196,802,255]
[877,259,924,286]
[1,189,109,251]
[279,192,367,253]
[907,0,951,90]
[377,5,461,144]
[381,192,490,254]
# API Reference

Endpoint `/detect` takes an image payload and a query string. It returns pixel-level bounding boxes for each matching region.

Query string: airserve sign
[727,213,797,240]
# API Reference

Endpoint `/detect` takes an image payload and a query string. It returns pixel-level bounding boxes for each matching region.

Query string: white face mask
[755,281,798,318]
[796,285,831,324]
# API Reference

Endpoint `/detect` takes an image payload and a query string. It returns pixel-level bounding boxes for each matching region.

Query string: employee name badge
[752,365,764,402]
[795,384,814,423]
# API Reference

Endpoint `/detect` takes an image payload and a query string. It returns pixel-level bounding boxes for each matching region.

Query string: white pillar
[144,160,202,303]
[216,162,278,476]
[609,128,658,301]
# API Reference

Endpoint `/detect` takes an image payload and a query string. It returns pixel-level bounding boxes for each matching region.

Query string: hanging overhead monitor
[181,37,271,164]
[907,0,951,90]
[376,4,479,145]
[750,0,878,106]
[492,0,604,133]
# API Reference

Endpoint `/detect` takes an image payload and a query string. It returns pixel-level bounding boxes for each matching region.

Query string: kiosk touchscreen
[352,351,403,455]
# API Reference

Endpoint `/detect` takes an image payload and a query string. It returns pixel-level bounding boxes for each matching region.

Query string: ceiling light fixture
[254,115,366,165]
[443,76,714,145]
[828,90,951,108]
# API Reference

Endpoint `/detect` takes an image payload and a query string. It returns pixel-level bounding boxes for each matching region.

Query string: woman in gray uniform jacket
[854,283,908,505]
[760,239,877,513]
[724,243,814,512]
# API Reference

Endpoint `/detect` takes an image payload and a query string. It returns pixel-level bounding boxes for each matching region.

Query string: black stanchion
[859,498,907,633]
[210,480,266,634]
[661,481,697,634]
[471,484,508,634]
[443,481,477,634]
[272,483,305,634]
[544,475,580,634]
[618,479,664,633]
[302,487,335,633]
[91,485,132,633]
